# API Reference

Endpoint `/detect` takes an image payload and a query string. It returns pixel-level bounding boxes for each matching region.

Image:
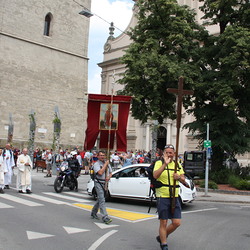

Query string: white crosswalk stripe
[63,191,90,198]
[43,192,91,203]
[0,194,43,207]
[0,201,14,209]
[26,194,67,205]
[0,191,92,209]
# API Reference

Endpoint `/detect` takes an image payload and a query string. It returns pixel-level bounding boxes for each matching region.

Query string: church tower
[0,0,91,149]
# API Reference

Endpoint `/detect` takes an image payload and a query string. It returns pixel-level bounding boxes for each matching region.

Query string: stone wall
[0,0,91,149]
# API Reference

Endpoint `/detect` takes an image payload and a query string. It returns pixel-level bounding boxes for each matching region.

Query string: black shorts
[157,197,182,220]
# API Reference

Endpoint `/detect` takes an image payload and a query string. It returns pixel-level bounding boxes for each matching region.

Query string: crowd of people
[0,143,154,194]
[33,148,153,176]
[1,143,186,249]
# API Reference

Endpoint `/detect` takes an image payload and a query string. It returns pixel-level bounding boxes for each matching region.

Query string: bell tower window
[44,13,52,36]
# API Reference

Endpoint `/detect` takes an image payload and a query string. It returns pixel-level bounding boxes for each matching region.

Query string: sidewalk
[196,188,250,204]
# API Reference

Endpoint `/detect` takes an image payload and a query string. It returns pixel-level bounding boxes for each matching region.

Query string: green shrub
[209,167,231,184]
[228,175,241,186]
[199,180,218,189]
[232,165,250,180]
[228,175,250,190]
[234,180,250,190]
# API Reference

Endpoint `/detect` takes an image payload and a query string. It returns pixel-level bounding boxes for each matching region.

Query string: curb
[195,198,250,204]
[197,187,250,196]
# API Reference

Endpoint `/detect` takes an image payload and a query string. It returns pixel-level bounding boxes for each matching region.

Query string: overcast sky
[87,0,134,94]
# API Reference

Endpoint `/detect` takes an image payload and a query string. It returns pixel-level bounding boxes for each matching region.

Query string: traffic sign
[204,140,211,148]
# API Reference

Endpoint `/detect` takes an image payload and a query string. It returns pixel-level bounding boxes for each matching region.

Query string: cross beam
[167,77,194,215]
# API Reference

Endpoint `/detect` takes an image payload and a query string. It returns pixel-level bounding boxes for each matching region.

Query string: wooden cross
[167,77,194,215]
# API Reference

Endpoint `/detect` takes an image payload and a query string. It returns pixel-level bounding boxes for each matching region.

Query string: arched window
[44,13,52,36]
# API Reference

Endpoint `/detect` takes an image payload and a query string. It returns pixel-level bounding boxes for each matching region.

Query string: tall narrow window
[44,13,52,36]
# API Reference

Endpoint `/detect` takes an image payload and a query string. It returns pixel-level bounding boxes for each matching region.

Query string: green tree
[185,0,250,170]
[119,0,207,124]
[119,0,250,171]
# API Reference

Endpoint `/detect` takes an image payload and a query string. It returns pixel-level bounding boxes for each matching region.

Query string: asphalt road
[0,171,249,250]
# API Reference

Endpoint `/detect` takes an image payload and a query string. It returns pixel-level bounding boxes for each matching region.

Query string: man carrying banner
[91,151,112,224]
[153,144,186,250]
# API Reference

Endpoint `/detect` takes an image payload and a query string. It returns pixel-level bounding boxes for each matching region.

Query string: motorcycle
[54,161,78,193]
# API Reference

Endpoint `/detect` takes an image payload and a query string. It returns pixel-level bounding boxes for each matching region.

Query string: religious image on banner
[84,94,131,152]
[99,103,118,130]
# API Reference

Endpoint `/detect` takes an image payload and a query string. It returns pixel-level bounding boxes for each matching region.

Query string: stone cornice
[0,31,89,60]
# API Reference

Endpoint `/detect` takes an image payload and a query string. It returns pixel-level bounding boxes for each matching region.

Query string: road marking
[63,192,90,198]
[1,194,43,207]
[63,226,90,234]
[27,194,67,205]
[0,202,14,209]
[43,192,91,203]
[73,203,157,222]
[88,230,118,250]
[183,208,218,214]
[94,222,119,229]
[26,231,55,240]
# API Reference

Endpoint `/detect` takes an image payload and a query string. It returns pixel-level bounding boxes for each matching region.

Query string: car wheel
[105,190,111,202]
[92,188,111,201]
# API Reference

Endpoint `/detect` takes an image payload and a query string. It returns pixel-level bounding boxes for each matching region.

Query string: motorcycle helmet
[70,151,77,156]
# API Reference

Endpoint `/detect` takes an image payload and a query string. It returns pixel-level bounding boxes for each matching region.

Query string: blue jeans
[91,181,108,220]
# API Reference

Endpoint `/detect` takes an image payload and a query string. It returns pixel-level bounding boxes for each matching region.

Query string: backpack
[147,158,181,213]
[147,158,165,195]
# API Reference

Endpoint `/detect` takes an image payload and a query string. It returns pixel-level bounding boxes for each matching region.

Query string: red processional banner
[84,94,132,152]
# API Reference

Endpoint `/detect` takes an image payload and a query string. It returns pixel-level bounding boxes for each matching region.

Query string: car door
[109,166,150,199]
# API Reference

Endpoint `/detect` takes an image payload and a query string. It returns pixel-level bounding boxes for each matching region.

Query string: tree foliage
[119,0,250,170]
[185,0,250,169]
[119,0,207,124]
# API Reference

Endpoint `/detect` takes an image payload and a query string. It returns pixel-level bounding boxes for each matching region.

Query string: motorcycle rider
[67,151,80,191]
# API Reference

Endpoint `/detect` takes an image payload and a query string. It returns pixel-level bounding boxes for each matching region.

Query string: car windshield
[113,166,148,178]
[186,153,204,162]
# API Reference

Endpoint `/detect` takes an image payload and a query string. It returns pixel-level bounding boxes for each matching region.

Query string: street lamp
[79,9,93,18]
[76,0,126,35]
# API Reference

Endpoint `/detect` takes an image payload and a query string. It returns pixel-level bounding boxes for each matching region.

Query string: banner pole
[104,70,115,191]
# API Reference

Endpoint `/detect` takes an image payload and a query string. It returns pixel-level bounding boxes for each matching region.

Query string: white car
[87,164,196,204]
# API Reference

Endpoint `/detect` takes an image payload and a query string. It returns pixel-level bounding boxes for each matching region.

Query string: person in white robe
[16,148,33,194]
[3,144,15,189]
[0,149,7,194]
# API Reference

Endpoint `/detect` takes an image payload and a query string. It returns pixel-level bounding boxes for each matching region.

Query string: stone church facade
[0,0,91,149]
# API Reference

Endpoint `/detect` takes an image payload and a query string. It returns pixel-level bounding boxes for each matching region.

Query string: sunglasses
[164,145,175,150]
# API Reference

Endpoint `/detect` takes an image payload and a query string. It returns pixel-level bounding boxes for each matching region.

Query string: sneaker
[4,185,10,189]
[156,236,161,244]
[103,217,112,224]
[18,190,25,194]
[156,235,168,244]
[26,190,32,194]
[91,213,100,220]
[161,244,168,250]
